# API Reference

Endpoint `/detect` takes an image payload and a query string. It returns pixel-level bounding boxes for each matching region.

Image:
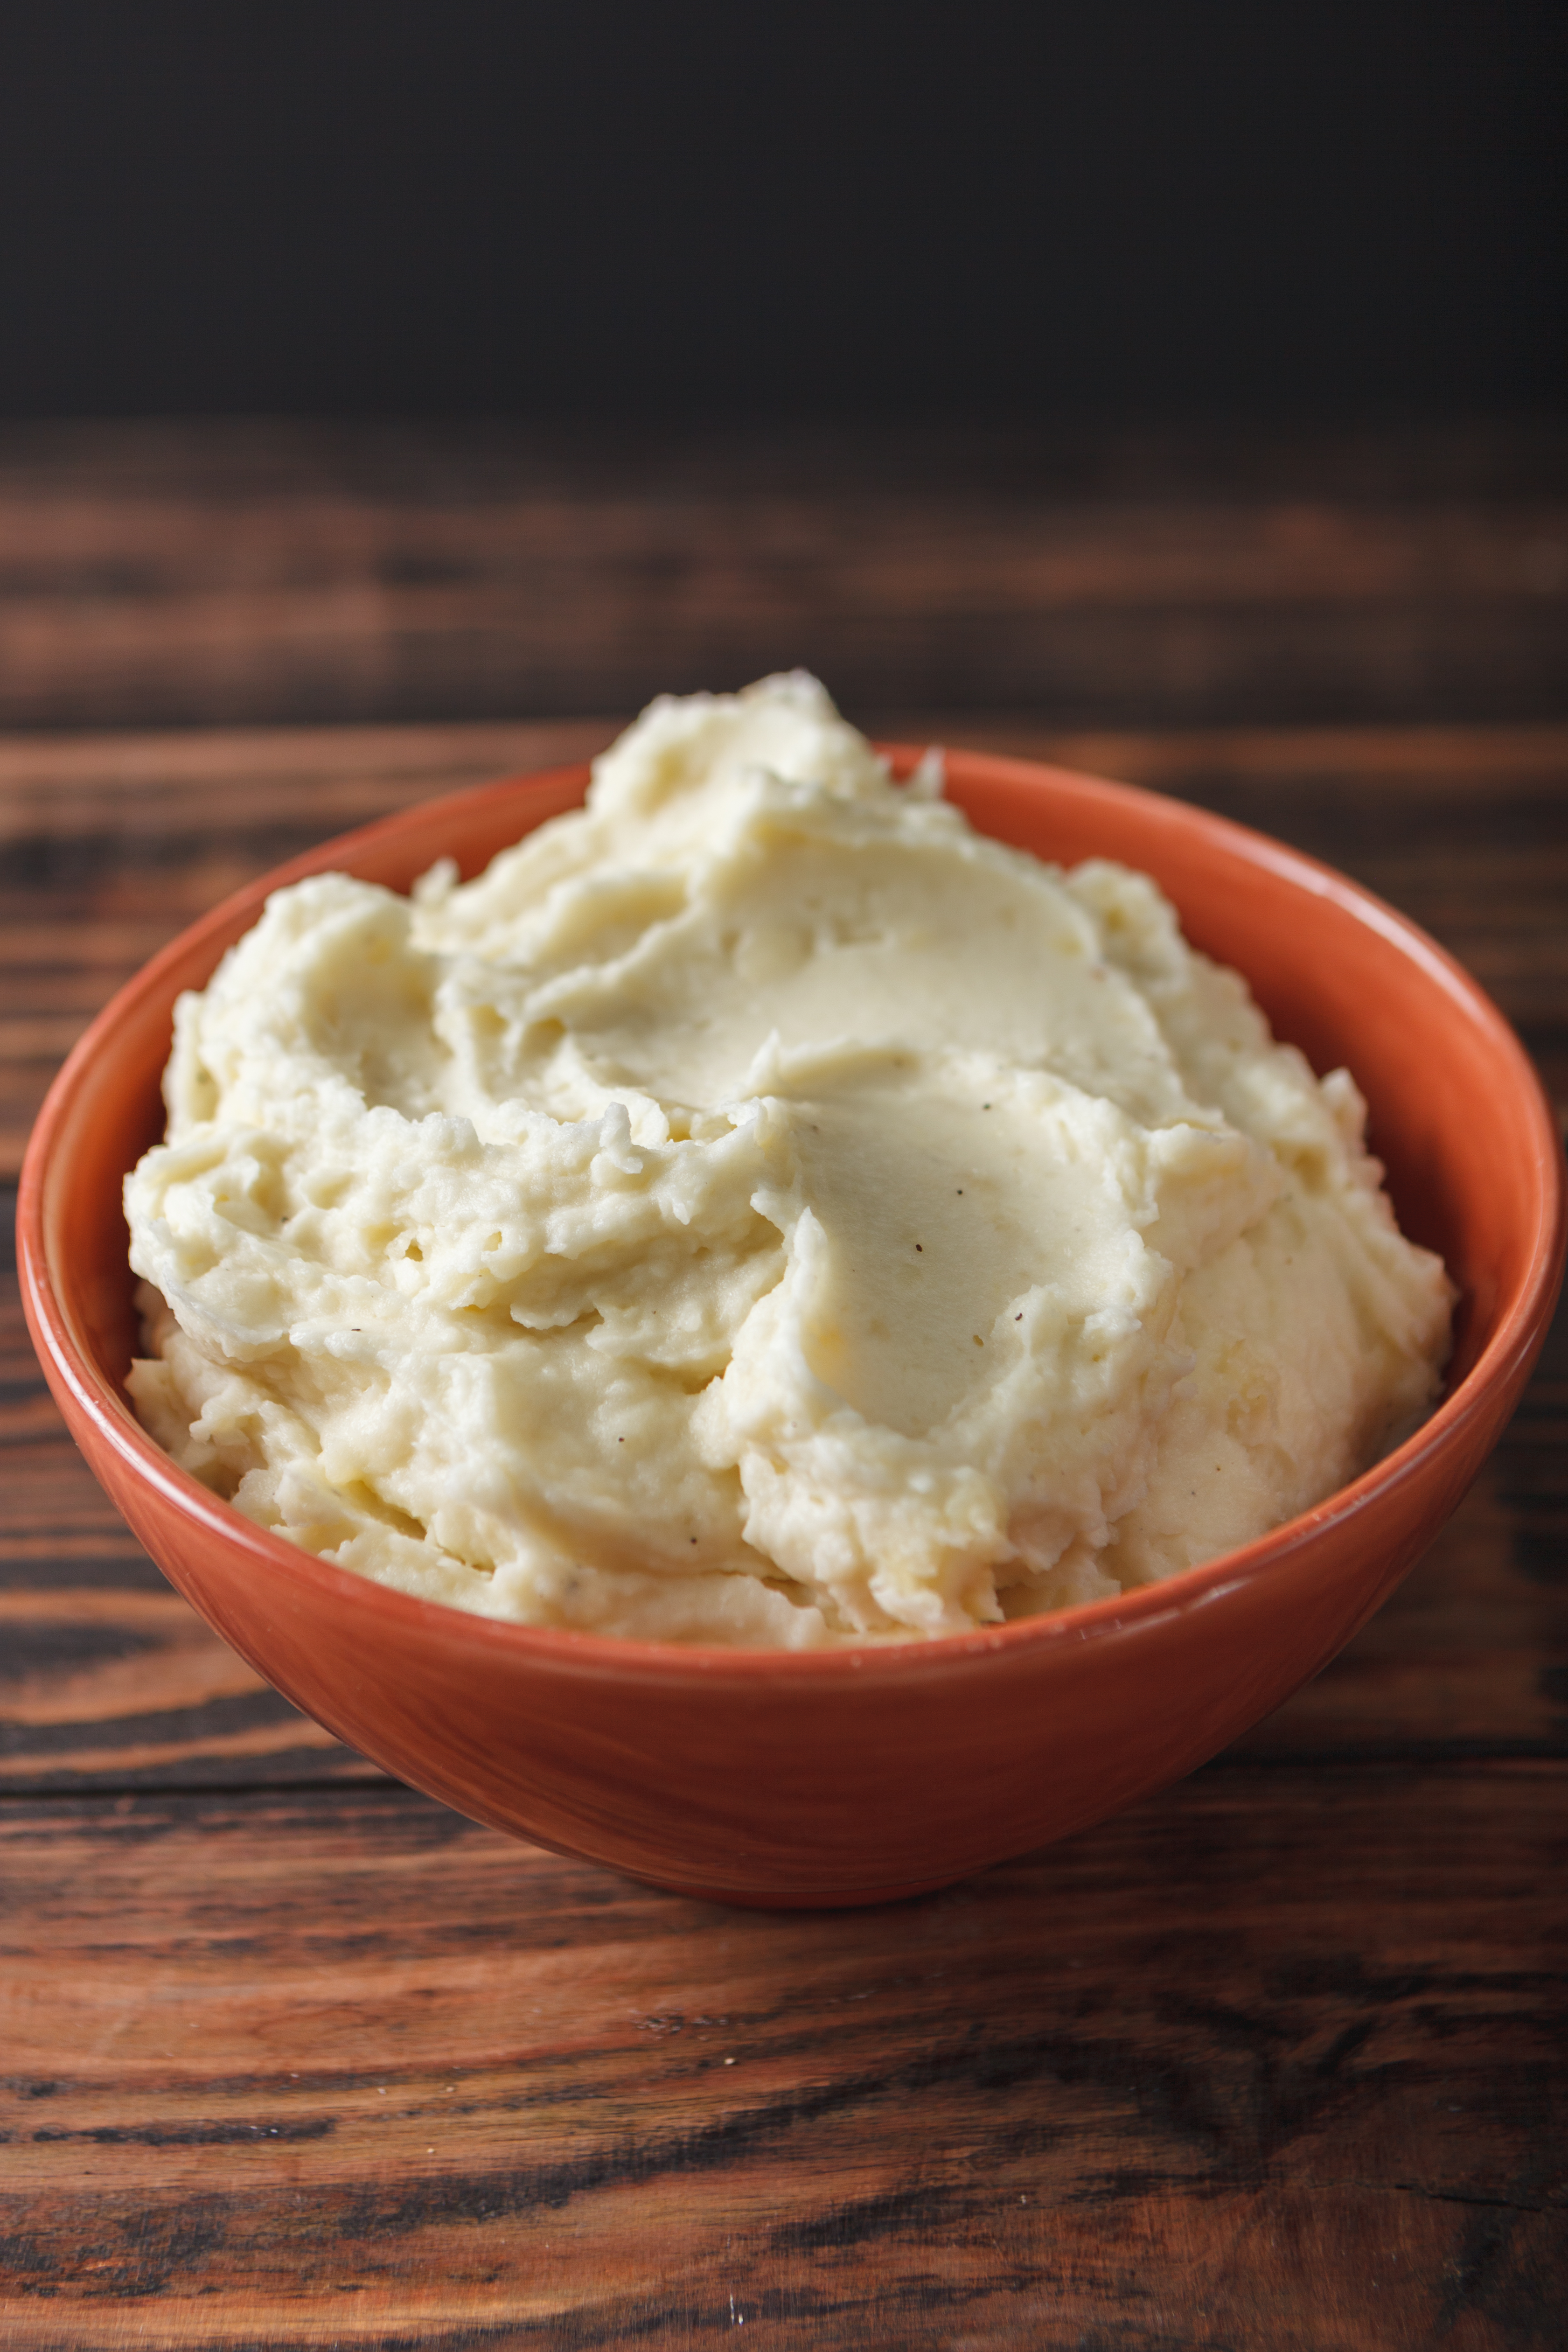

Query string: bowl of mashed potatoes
[20,677,1565,1904]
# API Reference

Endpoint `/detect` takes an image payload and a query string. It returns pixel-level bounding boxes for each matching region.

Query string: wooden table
[2,422,1565,2349]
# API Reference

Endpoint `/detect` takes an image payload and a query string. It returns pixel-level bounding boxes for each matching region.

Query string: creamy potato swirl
[126,676,1452,1644]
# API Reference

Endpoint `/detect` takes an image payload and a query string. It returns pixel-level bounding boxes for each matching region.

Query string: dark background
[2,0,1564,420]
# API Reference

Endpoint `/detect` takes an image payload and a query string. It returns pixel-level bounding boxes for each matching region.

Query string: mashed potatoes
[125,674,1452,1646]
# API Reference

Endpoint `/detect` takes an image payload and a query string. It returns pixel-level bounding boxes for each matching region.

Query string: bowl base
[625,1867,965,1911]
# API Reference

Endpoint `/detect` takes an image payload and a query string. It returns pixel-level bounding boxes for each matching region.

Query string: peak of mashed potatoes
[125,672,1453,1647]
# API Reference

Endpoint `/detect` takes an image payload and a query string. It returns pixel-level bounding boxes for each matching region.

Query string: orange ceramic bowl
[19,750,1566,1906]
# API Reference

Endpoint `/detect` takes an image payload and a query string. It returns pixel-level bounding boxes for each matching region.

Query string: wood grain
[2,1769,1563,2351]
[2,419,1565,733]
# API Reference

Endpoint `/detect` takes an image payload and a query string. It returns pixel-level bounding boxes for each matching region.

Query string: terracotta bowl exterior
[19,751,1566,1906]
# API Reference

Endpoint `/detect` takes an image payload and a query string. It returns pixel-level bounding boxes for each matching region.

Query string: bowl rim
[18,745,1568,1689]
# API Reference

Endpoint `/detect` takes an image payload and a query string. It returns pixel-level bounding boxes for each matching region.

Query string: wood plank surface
[1,419,1565,733]
[1,420,1566,2347]
[3,1768,1564,2352]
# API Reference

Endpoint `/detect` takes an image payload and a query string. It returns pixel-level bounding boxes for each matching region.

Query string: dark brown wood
[2,1771,1563,2351]
[0,418,1565,733]
[2,422,1566,2346]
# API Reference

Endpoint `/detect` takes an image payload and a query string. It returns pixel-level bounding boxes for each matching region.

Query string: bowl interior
[36,751,1559,1517]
